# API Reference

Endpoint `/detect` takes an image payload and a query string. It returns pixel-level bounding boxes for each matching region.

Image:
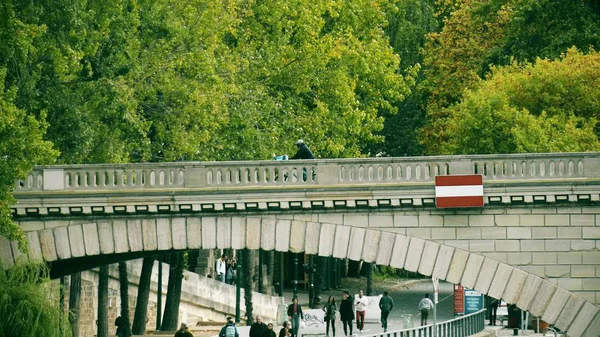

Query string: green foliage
[0,68,58,250]
[440,48,600,154]
[420,0,600,154]
[0,261,71,337]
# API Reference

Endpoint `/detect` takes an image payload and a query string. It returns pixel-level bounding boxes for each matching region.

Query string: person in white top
[216,254,227,283]
[418,293,435,326]
[354,289,369,332]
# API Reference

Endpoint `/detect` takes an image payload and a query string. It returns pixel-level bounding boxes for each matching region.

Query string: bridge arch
[1,215,599,337]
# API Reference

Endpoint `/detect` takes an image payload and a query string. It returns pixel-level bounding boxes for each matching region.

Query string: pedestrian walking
[219,317,239,337]
[250,316,268,337]
[379,291,394,332]
[175,323,193,337]
[216,254,227,283]
[354,290,368,333]
[340,291,354,336]
[323,296,337,337]
[262,323,276,337]
[488,297,500,326]
[279,321,292,337]
[418,293,434,326]
[287,297,304,337]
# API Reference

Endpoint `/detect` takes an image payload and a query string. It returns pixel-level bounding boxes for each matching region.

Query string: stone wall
[65,259,284,337]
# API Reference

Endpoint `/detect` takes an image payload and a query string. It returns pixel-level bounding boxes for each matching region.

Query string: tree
[132,257,155,335]
[0,68,57,249]
[242,249,253,325]
[161,253,184,331]
[98,265,109,337]
[118,261,132,337]
[69,272,82,337]
[0,262,71,337]
[440,48,600,154]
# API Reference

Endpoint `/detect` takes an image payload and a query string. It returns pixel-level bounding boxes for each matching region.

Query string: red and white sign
[435,175,484,208]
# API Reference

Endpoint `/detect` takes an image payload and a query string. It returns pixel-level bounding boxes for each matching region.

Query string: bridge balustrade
[14,152,598,192]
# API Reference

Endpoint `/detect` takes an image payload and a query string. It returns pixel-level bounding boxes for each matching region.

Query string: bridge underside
[2,214,599,337]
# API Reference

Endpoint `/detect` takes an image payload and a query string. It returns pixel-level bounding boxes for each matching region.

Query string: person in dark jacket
[174,323,194,337]
[379,291,394,332]
[287,297,304,337]
[291,140,315,159]
[339,291,354,336]
[279,321,292,337]
[323,296,337,337]
[262,323,276,337]
[250,316,268,337]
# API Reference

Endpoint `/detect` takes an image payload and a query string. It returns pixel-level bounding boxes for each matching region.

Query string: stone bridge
[3,152,600,337]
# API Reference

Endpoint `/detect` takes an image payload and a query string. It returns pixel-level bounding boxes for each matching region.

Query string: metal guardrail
[13,153,600,192]
[363,309,486,337]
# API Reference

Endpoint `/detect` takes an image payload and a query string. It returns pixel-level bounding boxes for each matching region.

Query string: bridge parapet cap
[14,152,600,192]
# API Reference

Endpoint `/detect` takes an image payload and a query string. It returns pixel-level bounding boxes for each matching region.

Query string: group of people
[215,254,237,285]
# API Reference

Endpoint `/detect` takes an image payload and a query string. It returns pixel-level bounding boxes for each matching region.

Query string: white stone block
[344,214,368,228]
[431,228,456,240]
[157,218,173,250]
[418,241,440,276]
[289,220,306,253]
[319,223,337,257]
[394,215,418,227]
[558,227,582,239]
[554,294,585,331]
[468,215,495,227]
[444,215,468,227]
[433,245,455,280]
[461,253,484,289]
[389,235,410,269]
[406,228,431,239]
[68,225,85,258]
[369,214,393,228]
[469,240,495,252]
[516,274,543,311]
[39,228,58,261]
[474,258,498,294]
[318,214,343,225]
[507,227,532,239]
[10,241,24,263]
[580,310,600,337]
[520,214,544,226]
[583,252,600,264]
[528,280,557,317]
[503,268,528,304]
[245,217,261,250]
[332,225,351,259]
[0,237,14,266]
[543,286,571,323]
[446,249,469,285]
[261,218,276,251]
[375,233,396,266]
[418,214,443,227]
[125,220,142,253]
[546,214,570,227]
[457,228,481,239]
[481,227,507,239]
[532,227,557,239]
[520,240,545,252]
[304,222,321,255]
[571,240,596,251]
[572,215,595,227]
[495,240,520,251]
[97,221,114,254]
[568,302,600,337]
[488,263,513,299]
[82,223,100,256]
[187,217,202,249]
[494,215,519,226]
[215,217,231,250]
[532,252,557,265]
[26,231,42,261]
[112,220,129,253]
[275,219,291,252]
[362,230,381,263]
[558,252,582,264]
[404,237,425,272]
[172,217,187,250]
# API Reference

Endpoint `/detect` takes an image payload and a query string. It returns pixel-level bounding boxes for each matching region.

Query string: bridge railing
[15,152,600,192]
[364,309,486,337]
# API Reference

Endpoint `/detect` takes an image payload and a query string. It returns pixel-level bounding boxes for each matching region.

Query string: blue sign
[464,289,483,314]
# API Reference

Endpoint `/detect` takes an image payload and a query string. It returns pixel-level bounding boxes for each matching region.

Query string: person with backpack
[174,323,193,337]
[418,293,434,326]
[219,317,239,337]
